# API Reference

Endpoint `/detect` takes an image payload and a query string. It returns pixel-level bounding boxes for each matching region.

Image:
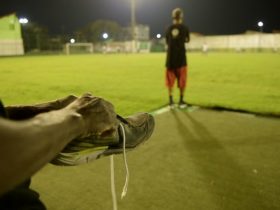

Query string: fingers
[69,93,118,137]
[81,93,93,97]
[56,95,77,108]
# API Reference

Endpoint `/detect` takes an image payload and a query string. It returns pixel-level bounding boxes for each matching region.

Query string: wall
[0,13,24,56]
[188,33,280,51]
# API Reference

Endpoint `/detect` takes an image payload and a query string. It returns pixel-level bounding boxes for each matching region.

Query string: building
[122,24,150,41]
[0,13,24,56]
[187,32,280,51]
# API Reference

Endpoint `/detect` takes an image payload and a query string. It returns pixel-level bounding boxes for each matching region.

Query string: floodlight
[19,18,28,24]
[70,38,75,44]
[258,21,264,27]
[156,34,161,39]
[102,33,109,39]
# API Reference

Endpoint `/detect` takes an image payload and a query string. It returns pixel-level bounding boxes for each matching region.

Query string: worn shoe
[51,112,155,166]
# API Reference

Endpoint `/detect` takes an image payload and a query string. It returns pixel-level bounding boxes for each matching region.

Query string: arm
[0,109,84,195]
[0,94,118,196]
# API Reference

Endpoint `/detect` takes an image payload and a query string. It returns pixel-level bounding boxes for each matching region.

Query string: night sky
[0,0,279,37]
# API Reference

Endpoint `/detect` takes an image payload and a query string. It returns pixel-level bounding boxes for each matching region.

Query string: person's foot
[169,100,176,109]
[51,113,155,166]
[178,100,188,109]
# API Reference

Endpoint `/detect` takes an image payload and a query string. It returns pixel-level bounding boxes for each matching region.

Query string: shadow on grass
[191,104,280,118]
[171,109,267,210]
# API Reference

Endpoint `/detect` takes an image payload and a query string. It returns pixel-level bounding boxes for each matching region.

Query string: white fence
[188,33,280,51]
[0,39,24,56]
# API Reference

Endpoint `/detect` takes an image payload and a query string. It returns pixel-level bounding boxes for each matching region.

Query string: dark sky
[0,0,279,37]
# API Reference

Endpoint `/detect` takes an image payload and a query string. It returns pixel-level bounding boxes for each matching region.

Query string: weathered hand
[66,93,118,138]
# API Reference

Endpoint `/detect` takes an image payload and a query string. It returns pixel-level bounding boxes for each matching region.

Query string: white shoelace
[110,123,129,210]
[110,155,117,210]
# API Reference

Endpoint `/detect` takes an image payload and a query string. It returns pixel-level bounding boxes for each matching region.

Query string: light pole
[258,21,264,33]
[19,17,29,52]
[102,33,109,53]
[257,21,264,51]
[131,0,136,53]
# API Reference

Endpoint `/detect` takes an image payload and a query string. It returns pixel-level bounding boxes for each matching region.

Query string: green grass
[188,52,280,115]
[0,52,279,115]
[0,54,165,115]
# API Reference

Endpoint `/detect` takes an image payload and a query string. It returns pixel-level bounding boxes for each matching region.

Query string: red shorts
[165,66,188,89]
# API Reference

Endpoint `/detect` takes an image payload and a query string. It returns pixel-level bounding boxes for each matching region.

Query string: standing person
[165,8,190,108]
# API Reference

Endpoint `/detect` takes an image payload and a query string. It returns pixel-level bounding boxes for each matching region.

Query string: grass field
[0,52,280,115]
[0,52,280,210]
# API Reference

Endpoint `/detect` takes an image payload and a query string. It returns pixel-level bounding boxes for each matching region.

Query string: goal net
[65,43,94,55]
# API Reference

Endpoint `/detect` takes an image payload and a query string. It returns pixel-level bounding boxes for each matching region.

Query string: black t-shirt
[165,23,190,69]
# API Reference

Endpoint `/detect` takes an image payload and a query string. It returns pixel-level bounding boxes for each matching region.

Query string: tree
[21,22,50,52]
[76,20,122,43]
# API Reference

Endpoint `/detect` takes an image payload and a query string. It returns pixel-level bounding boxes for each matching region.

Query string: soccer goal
[65,43,94,55]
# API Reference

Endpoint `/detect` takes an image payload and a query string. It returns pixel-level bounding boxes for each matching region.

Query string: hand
[66,93,118,138]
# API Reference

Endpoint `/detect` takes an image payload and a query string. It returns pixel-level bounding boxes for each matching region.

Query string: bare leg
[179,87,185,102]
[168,87,174,105]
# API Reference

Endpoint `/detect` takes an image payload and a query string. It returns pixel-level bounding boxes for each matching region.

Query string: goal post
[65,43,94,55]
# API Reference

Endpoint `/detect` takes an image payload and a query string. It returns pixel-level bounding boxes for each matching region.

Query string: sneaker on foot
[169,100,176,109]
[178,101,188,109]
[51,112,155,166]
